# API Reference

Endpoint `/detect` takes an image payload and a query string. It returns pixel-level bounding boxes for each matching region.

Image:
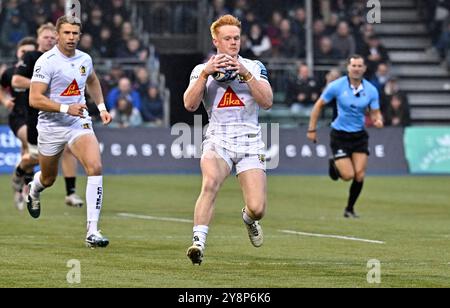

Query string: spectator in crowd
[96,26,115,58]
[117,37,143,59]
[107,77,142,111]
[313,19,327,50]
[383,94,411,127]
[101,65,125,95]
[291,7,306,45]
[362,35,390,77]
[278,18,302,58]
[248,23,271,57]
[78,33,100,58]
[84,6,104,42]
[381,77,408,114]
[110,95,143,128]
[315,36,340,63]
[1,9,29,56]
[331,21,356,59]
[266,11,283,55]
[141,85,163,124]
[285,63,319,115]
[133,66,150,97]
[369,62,391,93]
[239,34,256,59]
[211,0,230,20]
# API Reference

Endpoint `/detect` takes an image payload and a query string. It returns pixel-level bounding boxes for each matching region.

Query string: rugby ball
[213,69,236,82]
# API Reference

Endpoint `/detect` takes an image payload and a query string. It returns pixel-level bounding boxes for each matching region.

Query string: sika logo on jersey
[217,87,245,108]
[61,79,81,96]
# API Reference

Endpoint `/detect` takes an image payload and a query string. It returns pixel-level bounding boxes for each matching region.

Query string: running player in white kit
[184,15,273,265]
[27,16,112,248]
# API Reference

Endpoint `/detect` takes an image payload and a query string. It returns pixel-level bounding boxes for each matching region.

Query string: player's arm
[307,98,327,143]
[370,109,384,128]
[11,75,31,89]
[12,53,33,89]
[369,90,383,128]
[231,59,272,110]
[86,70,111,125]
[244,77,273,110]
[30,82,87,117]
[184,55,229,112]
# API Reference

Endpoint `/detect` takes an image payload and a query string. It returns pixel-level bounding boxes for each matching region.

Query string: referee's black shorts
[330,129,369,160]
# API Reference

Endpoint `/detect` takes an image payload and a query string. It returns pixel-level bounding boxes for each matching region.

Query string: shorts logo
[217,87,245,108]
[82,123,90,129]
[79,65,86,76]
[61,79,81,96]
[335,149,347,158]
[258,154,266,164]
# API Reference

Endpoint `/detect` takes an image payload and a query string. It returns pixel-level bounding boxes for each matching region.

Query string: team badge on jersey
[217,87,245,108]
[61,79,81,96]
[79,65,86,76]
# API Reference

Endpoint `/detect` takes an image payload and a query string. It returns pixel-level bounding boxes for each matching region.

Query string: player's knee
[246,203,266,220]
[85,162,103,176]
[340,172,355,182]
[355,171,365,182]
[202,178,221,195]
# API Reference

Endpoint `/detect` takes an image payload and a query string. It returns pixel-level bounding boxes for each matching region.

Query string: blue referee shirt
[321,76,380,132]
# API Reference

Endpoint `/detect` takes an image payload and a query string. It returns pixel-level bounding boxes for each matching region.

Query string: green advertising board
[404,127,450,174]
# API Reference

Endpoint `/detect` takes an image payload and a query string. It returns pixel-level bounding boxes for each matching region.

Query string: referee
[307,55,383,218]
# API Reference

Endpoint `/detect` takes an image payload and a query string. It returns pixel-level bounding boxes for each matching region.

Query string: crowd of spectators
[0,0,164,126]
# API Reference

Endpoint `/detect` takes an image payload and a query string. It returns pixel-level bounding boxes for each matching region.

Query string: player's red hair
[210,15,241,40]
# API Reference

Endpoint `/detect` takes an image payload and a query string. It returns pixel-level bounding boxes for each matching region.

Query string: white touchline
[118,213,193,224]
[279,230,385,244]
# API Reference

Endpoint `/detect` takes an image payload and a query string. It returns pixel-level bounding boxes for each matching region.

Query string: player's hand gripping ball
[213,69,237,82]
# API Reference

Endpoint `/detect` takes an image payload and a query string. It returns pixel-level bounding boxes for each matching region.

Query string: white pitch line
[279,230,385,245]
[118,213,192,224]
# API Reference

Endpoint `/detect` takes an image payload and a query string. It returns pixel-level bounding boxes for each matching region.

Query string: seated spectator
[266,11,283,54]
[116,37,144,59]
[381,77,408,115]
[239,34,256,59]
[78,33,100,58]
[107,77,142,111]
[362,35,390,77]
[133,66,150,97]
[278,18,302,58]
[110,95,143,128]
[383,94,411,127]
[331,21,356,59]
[96,26,115,58]
[248,23,271,57]
[0,9,29,56]
[370,62,391,93]
[315,36,340,63]
[285,63,319,115]
[141,85,163,124]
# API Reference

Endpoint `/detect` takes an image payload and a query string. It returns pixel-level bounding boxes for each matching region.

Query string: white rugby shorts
[38,118,94,156]
[202,139,266,175]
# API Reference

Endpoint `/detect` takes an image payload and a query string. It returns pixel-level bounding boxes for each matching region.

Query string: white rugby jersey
[31,45,93,128]
[189,56,270,153]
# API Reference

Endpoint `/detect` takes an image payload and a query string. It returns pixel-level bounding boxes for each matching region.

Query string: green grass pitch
[1,175,449,288]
